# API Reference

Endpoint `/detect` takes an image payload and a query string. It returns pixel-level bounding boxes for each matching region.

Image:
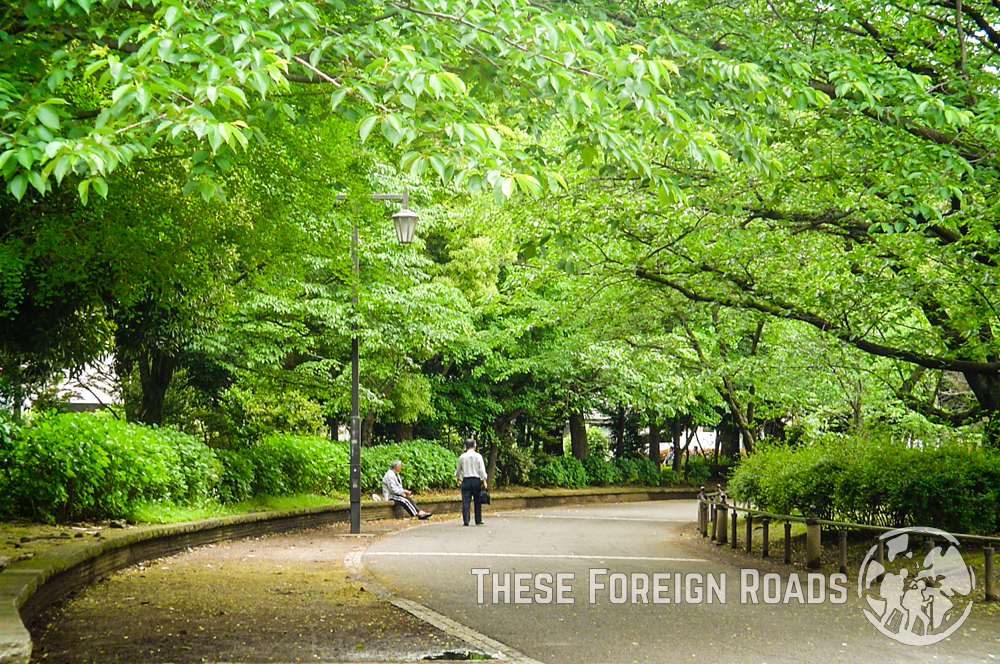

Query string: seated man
[381,460,433,519]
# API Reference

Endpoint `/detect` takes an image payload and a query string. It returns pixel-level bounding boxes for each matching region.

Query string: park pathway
[363,501,1000,664]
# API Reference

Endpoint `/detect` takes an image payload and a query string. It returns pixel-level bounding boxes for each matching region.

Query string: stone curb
[0,486,696,664]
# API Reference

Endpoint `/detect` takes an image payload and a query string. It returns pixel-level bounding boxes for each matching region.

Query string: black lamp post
[337,192,418,534]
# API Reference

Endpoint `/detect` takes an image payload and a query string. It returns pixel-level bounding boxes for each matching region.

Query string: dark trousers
[390,495,420,517]
[461,477,483,525]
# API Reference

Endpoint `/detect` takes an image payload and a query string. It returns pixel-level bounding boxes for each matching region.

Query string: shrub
[685,456,712,485]
[659,467,679,486]
[583,455,620,486]
[634,457,661,486]
[728,437,1000,534]
[360,440,459,493]
[247,433,349,496]
[1,412,219,521]
[216,448,255,504]
[708,455,736,480]
[613,458,640,484]
[495,443,534,486]
[586,427,611,459]
[531,455,588,488]
[0,412,19,509]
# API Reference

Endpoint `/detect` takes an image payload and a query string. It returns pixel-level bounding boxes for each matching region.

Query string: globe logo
[858,527,976,646]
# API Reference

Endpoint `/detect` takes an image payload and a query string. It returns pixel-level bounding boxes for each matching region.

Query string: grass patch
[132,493,349,524]
[228,493,348,513]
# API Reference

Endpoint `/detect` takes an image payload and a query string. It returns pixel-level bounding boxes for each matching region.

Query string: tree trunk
[717,417,740,460]
[542,422,565,455]
[647,411,661,469]
[671,417,683,473]
[361,410,376,446]
[327,417,341,442]
[394,421,414,442]
[136,348,175,426]
[966,373,1000,449]
[613,405,627,459]
[487,434,499,487]
[720,376,756,454]
[569,411,588,460]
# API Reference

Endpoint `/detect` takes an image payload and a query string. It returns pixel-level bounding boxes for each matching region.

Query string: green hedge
[728,440,1000,534]
[583,455,620,486]
[245,433,350,497]
[0,414,466,520]
[686,456,712,484]
[360,440,459,494]
[531,454,588,488]
[613,457,661,486]
[0,412,219,521]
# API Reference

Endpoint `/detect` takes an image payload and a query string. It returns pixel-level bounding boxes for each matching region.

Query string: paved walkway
[364,501,1000,664]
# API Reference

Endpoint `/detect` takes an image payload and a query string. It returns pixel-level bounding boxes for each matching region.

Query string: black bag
[480,487,491,505]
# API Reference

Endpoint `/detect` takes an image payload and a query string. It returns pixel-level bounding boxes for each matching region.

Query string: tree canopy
[4,0,1000,464]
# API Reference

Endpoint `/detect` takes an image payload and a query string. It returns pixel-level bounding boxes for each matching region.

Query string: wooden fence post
[838,530,848,575]
[784,521,792,564]
[806,506,821,570]
[745,514,753,555]
[698,487,708,537]
[876,536,885,582]
[761,517,770,559]
[986,547,997,602]
[717,498,729,546]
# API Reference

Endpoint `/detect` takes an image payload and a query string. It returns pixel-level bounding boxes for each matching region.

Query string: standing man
[382,460,433,519]
[455,438,488,526]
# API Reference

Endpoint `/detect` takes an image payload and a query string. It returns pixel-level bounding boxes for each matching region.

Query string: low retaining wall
[0,487,696,664]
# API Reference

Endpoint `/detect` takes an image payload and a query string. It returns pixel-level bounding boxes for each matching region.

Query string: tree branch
[635,268,1000,375]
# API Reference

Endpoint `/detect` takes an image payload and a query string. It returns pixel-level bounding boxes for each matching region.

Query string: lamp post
[336,192,418,534]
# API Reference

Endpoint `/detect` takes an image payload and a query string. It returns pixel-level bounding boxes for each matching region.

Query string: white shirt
[456,449,487,481]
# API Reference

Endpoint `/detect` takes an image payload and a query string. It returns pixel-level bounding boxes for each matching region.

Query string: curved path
[363,501,999,664]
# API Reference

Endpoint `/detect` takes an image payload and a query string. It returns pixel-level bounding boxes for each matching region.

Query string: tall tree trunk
[613,405,627,459]
[361,410,376,446]
[671,417,683,473]
[647,411,661,469]
[136,348,175,426]
[717,417,740,460]
[542,422,564,455]
[965,373,1000,449]
[569,411,588,460]
[394,421,413,442]
[720,376,756,454]
[486,429,500,488]
[327,416,341,442]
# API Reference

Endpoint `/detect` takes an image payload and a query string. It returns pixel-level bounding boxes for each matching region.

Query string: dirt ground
[27,520,473,663]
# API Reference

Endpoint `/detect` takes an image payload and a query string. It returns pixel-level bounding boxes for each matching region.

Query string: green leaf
[9,174,27,201]
[77,178,90,205]
[358,115,378,143]
[36,105,60,130]
[357,84,376,107]
[232,33,249,52]
[330,89,347,110]
[164,6,180,28]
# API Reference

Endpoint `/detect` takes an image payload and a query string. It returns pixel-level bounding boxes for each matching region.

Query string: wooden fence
[697,487,999,601]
